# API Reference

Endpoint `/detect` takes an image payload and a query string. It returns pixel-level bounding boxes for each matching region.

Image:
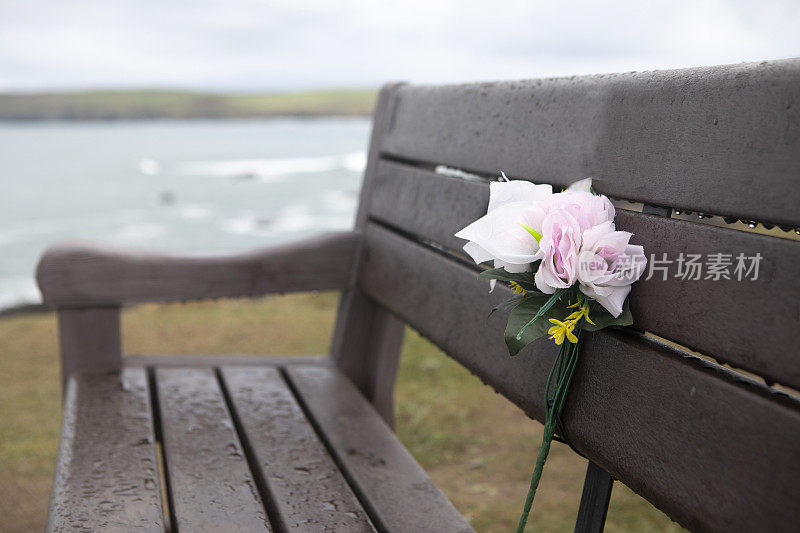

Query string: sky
[1,0,799,92]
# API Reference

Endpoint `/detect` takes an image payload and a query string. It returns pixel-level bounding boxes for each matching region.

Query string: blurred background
[1,1,799,531]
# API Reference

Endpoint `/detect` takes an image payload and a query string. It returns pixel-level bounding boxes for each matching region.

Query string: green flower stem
[516,328,585,533]
[515,417,556,533]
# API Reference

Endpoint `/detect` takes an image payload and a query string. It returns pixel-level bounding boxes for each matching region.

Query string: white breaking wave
[178,151,366,181]
[323,190,358,213]
[179,204,214,220]
[109,223,166,242]
[138,158,161,176]
[222,205,353,238]
[342,152,367,173]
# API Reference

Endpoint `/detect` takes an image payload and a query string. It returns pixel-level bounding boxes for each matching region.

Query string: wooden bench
[37,59,800,532]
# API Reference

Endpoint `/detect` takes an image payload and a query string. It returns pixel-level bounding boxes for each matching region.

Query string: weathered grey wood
[574,461,613,533]
[124,353,329,368]
[371,159,489,253]
[57,306,121,392]
[332,82,406,425]
[368,163,800,390]
[358,223,800,532]
[154,367,271,532]
[221,366,376,532]
[569,330,800,533]
[47,368,163,532]
[37,231,358,307]
[380,59,800,227]
[285,364,475,533]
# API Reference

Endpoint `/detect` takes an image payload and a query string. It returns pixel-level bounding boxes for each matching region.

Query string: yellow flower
[509,281,526,295]
[548,318,578,345]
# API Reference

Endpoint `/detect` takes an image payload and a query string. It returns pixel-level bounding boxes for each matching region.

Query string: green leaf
[515,289,568,338]
[488,295,525,318]
[504,294,572,356]
[582,299,633,331]
[477,264,540,290]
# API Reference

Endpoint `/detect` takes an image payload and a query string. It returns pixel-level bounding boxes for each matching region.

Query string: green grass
[0,294,684,532]
[0,89,378,120]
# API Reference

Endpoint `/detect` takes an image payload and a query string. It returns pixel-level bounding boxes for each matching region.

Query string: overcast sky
[1,0,798,92]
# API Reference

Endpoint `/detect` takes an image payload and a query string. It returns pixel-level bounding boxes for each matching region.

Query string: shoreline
[0,112,373,123]
[0,89,377,121]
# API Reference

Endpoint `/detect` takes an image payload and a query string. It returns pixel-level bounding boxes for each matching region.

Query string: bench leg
[331,290,405,427]
[574,460,614,533]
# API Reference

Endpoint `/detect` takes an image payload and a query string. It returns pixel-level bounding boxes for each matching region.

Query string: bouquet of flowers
[455,176,647,532]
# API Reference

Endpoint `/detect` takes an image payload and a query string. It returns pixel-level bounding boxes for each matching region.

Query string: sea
[0,118,372,310]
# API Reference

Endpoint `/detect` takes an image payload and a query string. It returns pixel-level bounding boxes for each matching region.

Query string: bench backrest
[333,59,800,532]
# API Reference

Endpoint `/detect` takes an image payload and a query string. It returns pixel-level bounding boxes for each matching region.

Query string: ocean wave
[109,222,166,242]
[222,205,353,238]
[138,158,161,176]
[0,220,64,246]
[178,204,214,220]
[178,151,366,181]
[323,190,358,213]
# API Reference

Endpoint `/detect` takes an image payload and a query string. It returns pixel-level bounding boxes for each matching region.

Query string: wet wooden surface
[47,368,163,532]
[379,59,800,227]
[367,160,800,390]
[357,222,800,533]
[48,362,472,532]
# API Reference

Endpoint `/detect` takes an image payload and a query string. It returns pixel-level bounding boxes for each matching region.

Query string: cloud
[0,0,798,91]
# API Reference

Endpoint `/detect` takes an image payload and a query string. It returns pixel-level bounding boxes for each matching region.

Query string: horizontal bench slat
[285,364,475,533]
[368,161,800,390]
[571,330,800,533]
[379,59,800,227]
[155,368,271,531]
[47,369,163,532]
[358,223,800,532]
[220,366,376,532]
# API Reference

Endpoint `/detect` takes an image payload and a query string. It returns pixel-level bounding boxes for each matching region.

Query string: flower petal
[462,241,494,264]
[488,180,553,213]
[494,259,531,273]
[567,177,593,193]
[455,202,543,266]
[595,285,630,317]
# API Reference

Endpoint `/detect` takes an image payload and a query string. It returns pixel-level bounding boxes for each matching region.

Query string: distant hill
[0,89,378,120]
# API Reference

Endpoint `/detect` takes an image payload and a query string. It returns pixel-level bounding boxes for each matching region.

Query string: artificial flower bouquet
[455,176,647,532]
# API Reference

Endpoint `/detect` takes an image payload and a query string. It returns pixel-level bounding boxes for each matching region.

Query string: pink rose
[533,209,583,293]
[576,221,647,317]
[538,190,615,233]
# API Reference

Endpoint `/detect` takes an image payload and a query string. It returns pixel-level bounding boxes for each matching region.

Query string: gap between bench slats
[358,222,800,533]
[153,367,272,532]
[47,368,163,532]
[219,366,376,532]
[379,59,800,227]
[368,159,800,391]
[284,364,475,533]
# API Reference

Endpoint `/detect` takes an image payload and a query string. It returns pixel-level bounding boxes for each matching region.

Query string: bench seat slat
[47,368,163,532]
[220,366,376,532]
[284,364,475,533]
[358,222,800,532]
[155,367,271,532]
[380,59,800,227]
[369,160,800,390]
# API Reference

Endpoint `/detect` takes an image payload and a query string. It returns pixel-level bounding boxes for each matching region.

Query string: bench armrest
[37,231,359,308]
